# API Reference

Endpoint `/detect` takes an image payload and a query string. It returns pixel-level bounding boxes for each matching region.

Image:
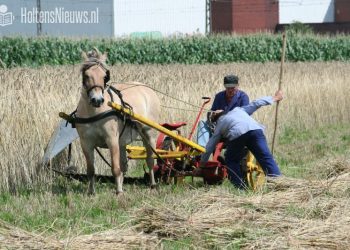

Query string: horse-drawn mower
[107,99,265,189]
[46,96,265,190]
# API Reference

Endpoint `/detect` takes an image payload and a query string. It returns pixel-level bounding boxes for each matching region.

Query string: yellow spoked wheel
[245,151,265,191]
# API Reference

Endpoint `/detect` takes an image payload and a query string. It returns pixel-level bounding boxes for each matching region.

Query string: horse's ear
[81,51,88,61]
[92,47,101,58]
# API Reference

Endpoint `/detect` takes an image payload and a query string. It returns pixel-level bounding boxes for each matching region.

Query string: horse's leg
[107,139,124,194]
[120,144,128,174]
[141,127,157,188]
[81,143,95,195]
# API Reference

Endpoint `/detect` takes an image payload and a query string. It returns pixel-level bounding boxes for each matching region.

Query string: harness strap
[64,84,137,170]
[95,147,112,168]
[107,88,114,102]
[86,85,105,96]
[66,86,128,127]
[107,85,134,139]
[108,85,134,111]
[73,110,124,124]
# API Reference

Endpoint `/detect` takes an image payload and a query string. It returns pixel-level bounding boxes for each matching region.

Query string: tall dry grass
[0,62,349,192]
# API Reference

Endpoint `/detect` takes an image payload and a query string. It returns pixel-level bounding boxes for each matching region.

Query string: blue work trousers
[225,129,281,188]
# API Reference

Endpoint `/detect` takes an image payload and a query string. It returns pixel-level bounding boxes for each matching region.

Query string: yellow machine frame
[107,101,266,190]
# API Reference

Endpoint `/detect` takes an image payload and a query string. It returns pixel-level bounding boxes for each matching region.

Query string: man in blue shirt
[197,74,249,147]
[211,74,249,113]
[200,90,283,189]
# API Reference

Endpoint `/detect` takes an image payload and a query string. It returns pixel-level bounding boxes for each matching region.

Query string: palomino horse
[75,48,160,195]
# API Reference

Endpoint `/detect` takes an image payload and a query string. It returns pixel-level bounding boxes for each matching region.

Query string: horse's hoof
[116,191,124,196]
[150,184,160,194]
[87,190,95,196]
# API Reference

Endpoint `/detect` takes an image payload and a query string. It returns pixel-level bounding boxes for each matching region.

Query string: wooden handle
[271,32,287,155]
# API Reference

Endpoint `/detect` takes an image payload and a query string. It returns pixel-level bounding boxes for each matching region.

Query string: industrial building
[212,0,350,34]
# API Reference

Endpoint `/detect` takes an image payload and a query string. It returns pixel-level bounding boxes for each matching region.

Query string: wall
[232,0,278,33]
[211,0,278,34]
[41,0,113,37]
[0,0,206,38]
[0,0,37,36]
[0,0,113,37]
[211,0,232,33]
[335,0,350,22]
[113,0,206,37]
[279,0,334,24]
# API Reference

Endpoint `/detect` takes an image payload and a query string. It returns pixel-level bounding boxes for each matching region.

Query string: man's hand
[273,90,283,102]
[214,109,224,115]
[210,109,224,122]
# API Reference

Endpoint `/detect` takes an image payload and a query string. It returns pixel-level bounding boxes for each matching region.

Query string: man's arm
[210,93,220,111]
[200,123,223,164]
[242,90,283,115]
[240,91,250,106]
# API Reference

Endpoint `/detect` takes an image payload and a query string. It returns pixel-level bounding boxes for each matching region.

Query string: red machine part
[154,124,227,185]
[199,142,227,184]
[153,122,187,183]
[198,161,227,185]
[156,122,187,149]
[153,97,227,185]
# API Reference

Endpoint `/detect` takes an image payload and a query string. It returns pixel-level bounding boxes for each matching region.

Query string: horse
[75,48,160,195]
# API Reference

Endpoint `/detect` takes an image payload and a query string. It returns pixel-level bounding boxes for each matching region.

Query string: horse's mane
[81,50,109,72]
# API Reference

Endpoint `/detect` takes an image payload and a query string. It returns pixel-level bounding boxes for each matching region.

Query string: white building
[279,0,335,24]
[0,0,206,37]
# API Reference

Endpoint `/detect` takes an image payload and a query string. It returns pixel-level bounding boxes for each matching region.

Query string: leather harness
[68,63,132,128]
[67,85,131,128]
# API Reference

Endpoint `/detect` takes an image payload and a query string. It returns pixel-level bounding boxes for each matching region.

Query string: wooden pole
[271,32,287,155]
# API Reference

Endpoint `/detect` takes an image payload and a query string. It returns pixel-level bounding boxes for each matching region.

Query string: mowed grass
[0,62,349,248]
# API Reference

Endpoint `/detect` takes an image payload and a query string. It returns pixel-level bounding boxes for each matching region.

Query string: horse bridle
[80,64,131,137]
[82,64,110,96]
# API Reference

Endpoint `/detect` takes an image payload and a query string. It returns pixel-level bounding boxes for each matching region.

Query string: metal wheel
[242,151,265,191]
[155,136,179,184]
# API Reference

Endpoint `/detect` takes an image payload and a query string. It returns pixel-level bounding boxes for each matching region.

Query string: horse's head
[81,48,110,108]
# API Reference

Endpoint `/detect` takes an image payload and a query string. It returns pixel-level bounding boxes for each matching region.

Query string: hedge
[0,34,349,68]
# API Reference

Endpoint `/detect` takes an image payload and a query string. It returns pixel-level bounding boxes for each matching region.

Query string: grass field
[0,62,349,248]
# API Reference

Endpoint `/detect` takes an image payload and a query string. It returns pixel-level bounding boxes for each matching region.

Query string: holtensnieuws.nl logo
[0,4,99,26]
[20,7,99,24]
[0,5,14,27]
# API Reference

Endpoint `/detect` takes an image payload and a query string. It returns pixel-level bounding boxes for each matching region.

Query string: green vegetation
[0,180,132,236]
[285,21,314,36]
[276,123,350,178]
[1,34,349,68]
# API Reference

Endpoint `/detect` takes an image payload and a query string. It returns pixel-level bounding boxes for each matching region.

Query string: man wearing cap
[200,90,283,189]
[197,74,249,147]
[211,74,249,114]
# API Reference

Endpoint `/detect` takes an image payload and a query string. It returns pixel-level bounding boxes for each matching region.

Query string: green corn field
[1,33,350,68]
